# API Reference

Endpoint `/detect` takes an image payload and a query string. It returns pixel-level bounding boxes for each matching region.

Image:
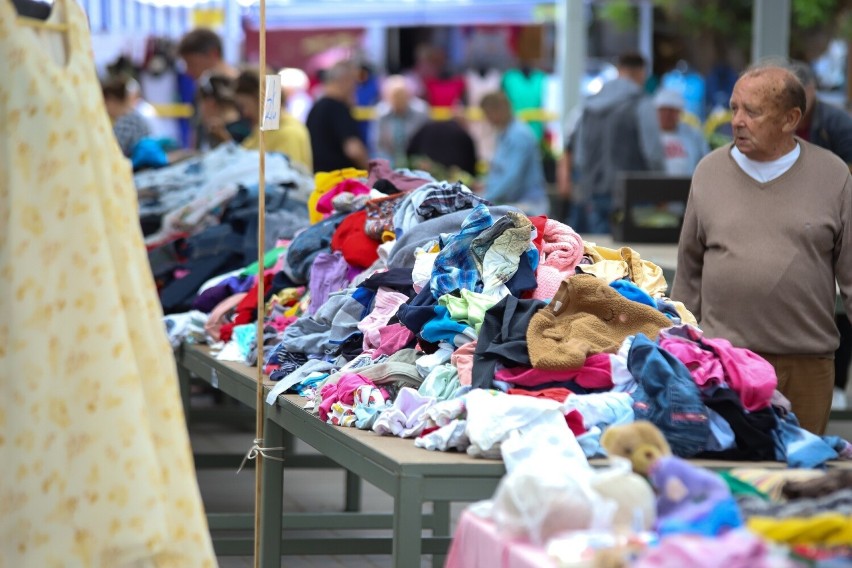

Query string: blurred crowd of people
[99,31,724,223]
[102,27,559,214]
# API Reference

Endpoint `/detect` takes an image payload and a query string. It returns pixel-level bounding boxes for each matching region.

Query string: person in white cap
[655,87,710,175]
[279,67,314,124]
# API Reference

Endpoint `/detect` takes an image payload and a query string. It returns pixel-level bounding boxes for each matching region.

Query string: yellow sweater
[243,112,313,173]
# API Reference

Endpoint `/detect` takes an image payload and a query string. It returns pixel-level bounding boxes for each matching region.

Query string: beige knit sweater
[672,141,852,356]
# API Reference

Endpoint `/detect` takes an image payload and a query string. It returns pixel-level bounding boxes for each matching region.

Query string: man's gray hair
[740,61,807,115]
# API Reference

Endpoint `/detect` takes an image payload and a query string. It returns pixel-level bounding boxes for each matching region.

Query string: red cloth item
[496,353,613,389]
[522,214,549,298]
[564,409,586,436]
[419,425,442,438]
[528,215,548,254]
[508,388,585,436]
[205,292,248,342]
[508,387,572,403]
[219,323,235,342]
[330,210,380,269]
[233,273,275,326]
[315,178,371,215]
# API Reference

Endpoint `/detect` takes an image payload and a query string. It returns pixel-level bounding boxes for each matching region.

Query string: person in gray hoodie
[559,52,664,233]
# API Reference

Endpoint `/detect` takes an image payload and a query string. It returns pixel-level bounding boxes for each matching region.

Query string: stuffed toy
[602,421,742,536]
[600,420,672,476]
[590,460,657,531]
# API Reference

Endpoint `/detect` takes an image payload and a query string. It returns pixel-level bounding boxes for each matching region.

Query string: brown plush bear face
[600,421,672,476]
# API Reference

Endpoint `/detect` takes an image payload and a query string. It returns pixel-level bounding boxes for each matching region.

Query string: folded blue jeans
[628,333,710,457]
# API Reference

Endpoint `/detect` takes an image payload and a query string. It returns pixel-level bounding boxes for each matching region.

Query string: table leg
[259,417,285,568]
[281,429,296,458]
[345,470,362,512]
[431,501,450,568]
[393,474,424,568]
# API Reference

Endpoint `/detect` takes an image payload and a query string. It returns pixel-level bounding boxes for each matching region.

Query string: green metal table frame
[178,346,369,553]
[177,344,506,567]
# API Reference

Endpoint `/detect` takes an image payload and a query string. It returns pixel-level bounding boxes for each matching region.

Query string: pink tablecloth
[445,509,556,568]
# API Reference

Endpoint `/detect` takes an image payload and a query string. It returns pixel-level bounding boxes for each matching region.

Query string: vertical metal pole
[752,0,791,63]
[638,0,653,72]
[556,0,585,143]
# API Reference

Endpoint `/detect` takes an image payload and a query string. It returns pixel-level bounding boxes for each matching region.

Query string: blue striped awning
[75,0,210,37]
[75,0,555,35]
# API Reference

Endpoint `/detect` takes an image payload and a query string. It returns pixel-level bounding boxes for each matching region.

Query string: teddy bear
[601,421,742,536]
[600,420,672,476]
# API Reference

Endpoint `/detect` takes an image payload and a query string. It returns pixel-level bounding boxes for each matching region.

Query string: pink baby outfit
[315,178,371,215]
[532,219,584,300]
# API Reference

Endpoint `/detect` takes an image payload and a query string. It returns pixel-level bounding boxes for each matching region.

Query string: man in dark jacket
[559,52,664,233]
[790,60,852,411]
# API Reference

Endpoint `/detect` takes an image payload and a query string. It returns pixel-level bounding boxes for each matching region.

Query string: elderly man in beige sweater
[672,65,852,435]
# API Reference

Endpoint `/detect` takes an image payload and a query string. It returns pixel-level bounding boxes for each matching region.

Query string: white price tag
[261,74,281,131]
[211,369,219,389]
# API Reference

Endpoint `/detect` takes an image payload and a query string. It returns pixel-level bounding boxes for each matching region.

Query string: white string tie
[237,438,285,474]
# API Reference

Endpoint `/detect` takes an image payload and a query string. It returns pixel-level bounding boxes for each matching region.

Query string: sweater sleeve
[836,174,852,318]
[672,183,706,321]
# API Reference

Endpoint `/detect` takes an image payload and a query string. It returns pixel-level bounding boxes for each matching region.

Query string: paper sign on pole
[261,74,281,131]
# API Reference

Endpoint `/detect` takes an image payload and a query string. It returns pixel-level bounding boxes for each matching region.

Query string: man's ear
[782,107,803,134]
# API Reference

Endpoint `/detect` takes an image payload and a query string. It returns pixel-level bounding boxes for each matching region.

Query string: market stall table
[178,344,505,568]
[177,345,851,567]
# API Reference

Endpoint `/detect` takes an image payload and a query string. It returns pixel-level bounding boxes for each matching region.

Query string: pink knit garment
[315,179,371,215]
[532,219,584,300]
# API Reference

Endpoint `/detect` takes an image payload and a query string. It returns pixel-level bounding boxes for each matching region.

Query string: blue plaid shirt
[430,204,494,298]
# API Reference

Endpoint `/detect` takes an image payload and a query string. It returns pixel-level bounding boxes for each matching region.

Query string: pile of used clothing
[165,159,852,469]
[731,468,852,553]
[143,144,313,314]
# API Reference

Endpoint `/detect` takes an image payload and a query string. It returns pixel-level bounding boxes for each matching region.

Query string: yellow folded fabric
[672,300,698,326]
[747,514,852,546]
[577,260,630,284]
[308,168,367,224]
[582,243,668,297]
